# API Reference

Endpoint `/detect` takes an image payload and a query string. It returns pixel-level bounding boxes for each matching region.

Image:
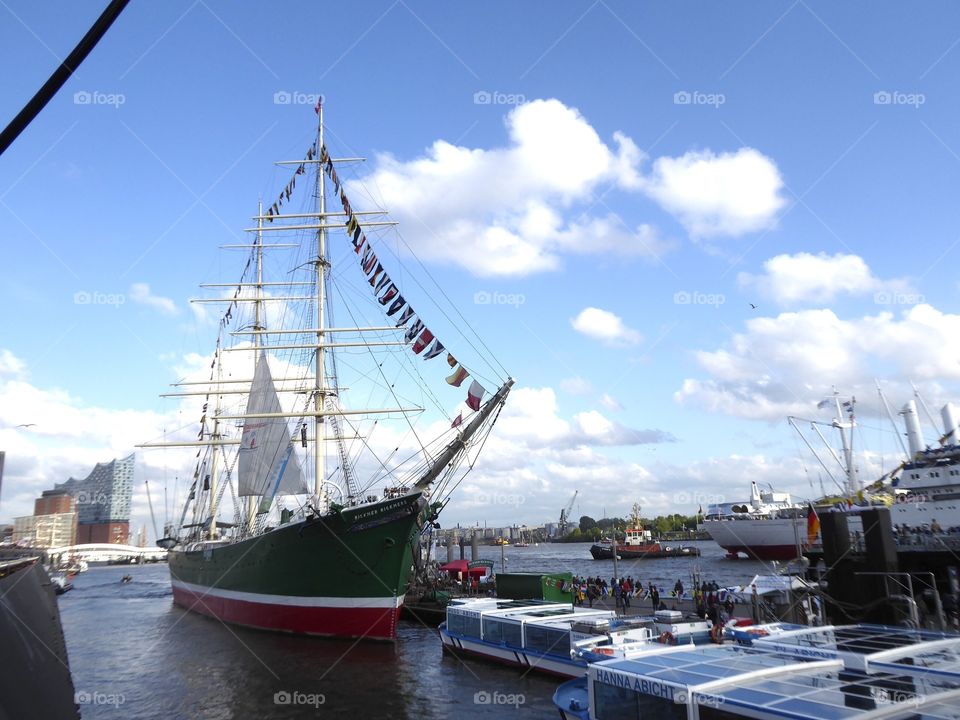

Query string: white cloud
[676,303,960,421]
[129,283,178,315]
[737,252,911,305]
[0,349,26,378]
[573,410,670,445]
[571,307,642,346]
[447,385,678,525]
[355,99,781,278]
[641,148,786,237]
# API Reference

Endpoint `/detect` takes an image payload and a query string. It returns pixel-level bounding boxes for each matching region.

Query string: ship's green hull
[169,491,427,639]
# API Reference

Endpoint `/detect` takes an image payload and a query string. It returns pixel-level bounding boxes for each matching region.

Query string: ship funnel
[902,400,925,457]
[942,403,960,447]
[749,481,761,509]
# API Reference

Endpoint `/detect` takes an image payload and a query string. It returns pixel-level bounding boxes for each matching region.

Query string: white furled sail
[238,352,306,501]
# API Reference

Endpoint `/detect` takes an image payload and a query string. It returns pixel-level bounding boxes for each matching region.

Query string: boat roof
[447,598,614,622]
[589,645,960,719]
[751,624,960,674]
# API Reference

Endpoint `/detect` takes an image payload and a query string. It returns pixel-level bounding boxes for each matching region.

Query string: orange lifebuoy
[658,631,676,645]
[593,647,616,656]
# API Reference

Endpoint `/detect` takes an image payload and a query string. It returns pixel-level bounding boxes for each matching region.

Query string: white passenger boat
[745,623,960,674]
[439,598,715,678]
[553,642,960,720]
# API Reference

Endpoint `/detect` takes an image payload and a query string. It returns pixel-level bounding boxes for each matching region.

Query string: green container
[496,572,573,604]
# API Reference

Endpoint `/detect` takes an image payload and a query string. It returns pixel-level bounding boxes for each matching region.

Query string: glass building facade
[54,454,134,542]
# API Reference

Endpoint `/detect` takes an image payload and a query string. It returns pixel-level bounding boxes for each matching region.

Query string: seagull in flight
[749,303,758,310]
[16,423,36,428]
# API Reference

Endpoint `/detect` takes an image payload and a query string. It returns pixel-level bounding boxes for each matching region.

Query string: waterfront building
[34,490,74,517]
[54,454,134,544]
[13,512,77,547]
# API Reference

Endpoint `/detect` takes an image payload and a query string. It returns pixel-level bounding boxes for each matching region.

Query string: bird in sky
[16,423,36,428]
[749,303,758,310]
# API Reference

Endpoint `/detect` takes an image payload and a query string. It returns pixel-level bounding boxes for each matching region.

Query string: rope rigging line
[322,140,508,383]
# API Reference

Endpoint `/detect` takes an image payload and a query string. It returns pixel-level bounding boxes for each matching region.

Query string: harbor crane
[558,490,578,536]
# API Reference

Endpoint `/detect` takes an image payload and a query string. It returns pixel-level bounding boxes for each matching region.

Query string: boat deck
[564,643,960,719]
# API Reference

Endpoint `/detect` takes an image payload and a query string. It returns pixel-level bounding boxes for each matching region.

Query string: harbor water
[60,541,767,719]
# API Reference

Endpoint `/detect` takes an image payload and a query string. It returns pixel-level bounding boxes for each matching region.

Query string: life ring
[593,647,616,656]
[710,624,724,644]
[658,631,676,645]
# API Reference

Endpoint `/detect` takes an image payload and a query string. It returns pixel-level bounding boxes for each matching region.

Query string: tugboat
[589,505,699,560]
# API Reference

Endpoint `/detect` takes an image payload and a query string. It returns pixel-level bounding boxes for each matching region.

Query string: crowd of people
[571,576,734,616]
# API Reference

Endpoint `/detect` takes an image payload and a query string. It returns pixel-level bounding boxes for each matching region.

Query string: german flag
[806,503,820,545]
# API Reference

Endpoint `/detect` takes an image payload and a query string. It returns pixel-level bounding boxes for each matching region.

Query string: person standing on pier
[650,583,660,611]
[674,579,684,597]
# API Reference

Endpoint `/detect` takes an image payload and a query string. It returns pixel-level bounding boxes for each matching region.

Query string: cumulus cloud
[450,385,679,523]
[738,252,911,305]
[355,99,780,277]
[129,283,178,315]
[0,349,26,378]
[676,303,960,420]
[571,307,642,346]
[494,386,672,450]
[0,349,184,536]
[573,410,672,445]
[640,148,786,238]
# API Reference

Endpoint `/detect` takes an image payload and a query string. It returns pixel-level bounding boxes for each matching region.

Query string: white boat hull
[702,498,958,559]
[440,628,581,677]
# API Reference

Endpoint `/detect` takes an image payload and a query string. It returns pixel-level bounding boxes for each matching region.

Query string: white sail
[238,352,306,499]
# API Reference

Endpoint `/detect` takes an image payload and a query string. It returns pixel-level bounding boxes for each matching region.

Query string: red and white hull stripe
[171,579,403,640]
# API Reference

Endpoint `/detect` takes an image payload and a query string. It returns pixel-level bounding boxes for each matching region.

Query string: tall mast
[208,355,221,538]
[315,101,326,500]
[247,200,265,531]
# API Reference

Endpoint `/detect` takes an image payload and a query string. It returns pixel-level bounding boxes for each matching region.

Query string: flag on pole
[467,380,485,411]
[412,328,434,354]
[446,365,470,387]
[816,399,830,409]
[451,412,463,429]
[423,339,445,360]
[806,503,820,545]
[314,98,321,114]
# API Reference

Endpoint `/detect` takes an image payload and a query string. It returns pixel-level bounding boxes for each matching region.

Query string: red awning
[438,559,487,576]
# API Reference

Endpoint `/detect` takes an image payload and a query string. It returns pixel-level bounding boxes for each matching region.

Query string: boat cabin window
[501,621,523,647]
[524,625,571,657]
[482,617,518,644]
[593,684,685,719]
[447,611,465,635]
[697,708,752,720]
[481,618,500,643]
[462,615,481,638]
[447,611,481,637]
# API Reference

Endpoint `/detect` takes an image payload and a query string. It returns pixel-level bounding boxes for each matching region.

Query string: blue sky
[3,0,960,537]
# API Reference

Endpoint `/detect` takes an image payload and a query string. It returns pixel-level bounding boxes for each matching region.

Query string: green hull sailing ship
[141,101,512,640]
